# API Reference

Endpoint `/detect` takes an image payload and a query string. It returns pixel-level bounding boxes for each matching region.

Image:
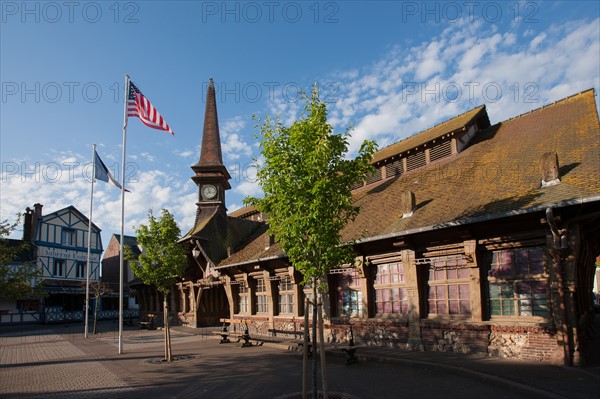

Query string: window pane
[383,302,391,314]
[436,301,447,314]
[435,269,445,280]
[457,268,469,279]
[489,283,501,298]
[448,285,458,299]
[436,286,446,299]
[449,300,459,314]
[459,300,470,314]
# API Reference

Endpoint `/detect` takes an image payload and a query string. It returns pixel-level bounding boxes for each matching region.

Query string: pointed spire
[197,78,224,167]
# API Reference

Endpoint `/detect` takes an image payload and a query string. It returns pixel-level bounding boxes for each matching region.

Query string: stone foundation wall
[489,325,560,363]
[326,319,409,347]
[228,315,564,364]
[420,322,489,354]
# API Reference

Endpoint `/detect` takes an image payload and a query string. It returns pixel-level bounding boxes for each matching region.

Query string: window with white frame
[486,246,548,317]
[53,259,65,277]
[334,269,362,317]
[76,261,86,279]
[278,276,294,315]
[255,279,269,313]
[373,262,408,315]
[62,228,76,246]
[238,282,249,314]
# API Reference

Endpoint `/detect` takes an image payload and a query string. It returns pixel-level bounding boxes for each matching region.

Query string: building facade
[100,234,141,313]
[170,86,600,366]
[0,204,104,324]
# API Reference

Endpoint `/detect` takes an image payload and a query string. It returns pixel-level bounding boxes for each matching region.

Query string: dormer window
[406,150,426,172]
[352,105,489,192]
[386,159,403,178]
[429,140,452,162]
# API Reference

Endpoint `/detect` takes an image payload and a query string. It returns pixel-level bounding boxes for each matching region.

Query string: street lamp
[192,247,200,258]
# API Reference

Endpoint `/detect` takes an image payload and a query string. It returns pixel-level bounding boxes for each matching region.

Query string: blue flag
[94,149,128,191]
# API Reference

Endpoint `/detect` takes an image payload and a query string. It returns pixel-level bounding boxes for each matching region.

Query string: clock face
[202,184,217,199]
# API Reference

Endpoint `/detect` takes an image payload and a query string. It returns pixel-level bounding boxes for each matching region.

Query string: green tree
[126,209,187,362]
[0,217,45,301]
[81,280,112,334]
[247,86,377,398]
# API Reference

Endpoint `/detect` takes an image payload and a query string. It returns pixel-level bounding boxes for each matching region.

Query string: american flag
[127,80,174,135]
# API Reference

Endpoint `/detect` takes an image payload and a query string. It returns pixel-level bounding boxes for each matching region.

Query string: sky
[1,0,599,251]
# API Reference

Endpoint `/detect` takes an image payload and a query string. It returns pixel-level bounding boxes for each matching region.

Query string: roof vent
[541,152,560,187]
[401,191,416,218]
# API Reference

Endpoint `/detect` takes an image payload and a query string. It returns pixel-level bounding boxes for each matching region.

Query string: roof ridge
[502,88,596,123]
[374,104,485,155]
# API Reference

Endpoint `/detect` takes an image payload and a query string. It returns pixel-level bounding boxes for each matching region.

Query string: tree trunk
[302,298,309,399]
[163,294,172,362]
[312,280,318,399]
[318,294,328,399]
[93,297,99,334]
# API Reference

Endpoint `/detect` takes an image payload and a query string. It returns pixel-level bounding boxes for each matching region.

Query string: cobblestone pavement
[1,322,599,399]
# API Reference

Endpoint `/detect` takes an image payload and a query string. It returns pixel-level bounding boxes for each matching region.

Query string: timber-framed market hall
[134,81,600,367]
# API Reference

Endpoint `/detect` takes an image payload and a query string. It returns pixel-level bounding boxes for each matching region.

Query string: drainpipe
[546,207,573,366]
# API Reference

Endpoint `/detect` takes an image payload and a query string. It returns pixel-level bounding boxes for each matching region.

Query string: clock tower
[191,79,231,222]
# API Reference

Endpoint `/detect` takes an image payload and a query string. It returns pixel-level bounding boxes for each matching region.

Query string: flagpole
[119,74,130,354]
[84,144,96,339]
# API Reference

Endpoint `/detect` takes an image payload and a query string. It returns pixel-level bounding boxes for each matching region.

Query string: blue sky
[1,1,599,249]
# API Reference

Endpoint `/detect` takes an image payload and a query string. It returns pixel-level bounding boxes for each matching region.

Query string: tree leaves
[247,85,377,283]
[126,209,187,295]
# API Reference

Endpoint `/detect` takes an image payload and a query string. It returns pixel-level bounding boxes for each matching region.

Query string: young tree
[0,217,45,301]
[126,209,187,362]
[81,280,112,334]
[247,86,377,398]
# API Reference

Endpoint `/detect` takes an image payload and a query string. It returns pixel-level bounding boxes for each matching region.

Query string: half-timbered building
[171,86,600,366]
[28,203,103,322]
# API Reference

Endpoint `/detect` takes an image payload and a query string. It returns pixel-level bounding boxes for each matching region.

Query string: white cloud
[416,41,446,80]
[530,32,547,50]
[1,152,197,250]
[324,17,600,154]
[3,15,598,251]
[221,117,253,161]
[176,149,194,159]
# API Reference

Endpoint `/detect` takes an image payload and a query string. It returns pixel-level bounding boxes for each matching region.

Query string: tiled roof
[218,89,600,268]
[228,205,258,219]
[371,105,487,164]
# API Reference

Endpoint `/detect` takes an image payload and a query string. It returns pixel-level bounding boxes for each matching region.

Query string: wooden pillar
[263,271,275,333]
[403,249,423,350]
[357,258,370,319]
[178,284,185,314]
[223,276,235,319]
[246,274,256,315]
[464,239,483,321]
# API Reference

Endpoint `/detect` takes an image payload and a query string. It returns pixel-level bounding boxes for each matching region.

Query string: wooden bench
[297,342,313,357]
[212,330,231,343]
[229,331,252,347]
[140,313,156,330]
[214,318,252,347]
[340,344,360,364]
[335,325,360,364]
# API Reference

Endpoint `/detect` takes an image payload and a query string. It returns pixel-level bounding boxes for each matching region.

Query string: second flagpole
[84,144,96,339]
[119,74,130,354]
